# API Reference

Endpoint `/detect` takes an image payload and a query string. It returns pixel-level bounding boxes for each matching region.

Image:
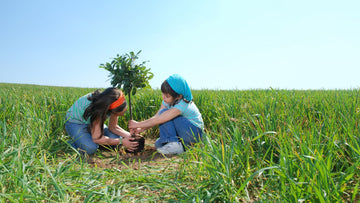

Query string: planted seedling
[100,50,153,153]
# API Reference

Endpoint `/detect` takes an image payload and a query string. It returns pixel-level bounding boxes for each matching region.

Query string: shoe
[157,142,184,155]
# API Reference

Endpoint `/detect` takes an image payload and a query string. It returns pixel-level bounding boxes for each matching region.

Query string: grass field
[1,83,360,202]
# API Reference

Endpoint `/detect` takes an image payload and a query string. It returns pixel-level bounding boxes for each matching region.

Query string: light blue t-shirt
[66,94,92,124]
[162,100,204,130]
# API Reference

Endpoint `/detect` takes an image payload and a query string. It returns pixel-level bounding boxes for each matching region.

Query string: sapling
[100,50,153,152]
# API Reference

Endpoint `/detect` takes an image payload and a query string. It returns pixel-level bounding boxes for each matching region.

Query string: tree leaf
[99,50,153,114]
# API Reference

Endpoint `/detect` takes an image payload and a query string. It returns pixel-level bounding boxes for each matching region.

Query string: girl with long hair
[65,87,138,154]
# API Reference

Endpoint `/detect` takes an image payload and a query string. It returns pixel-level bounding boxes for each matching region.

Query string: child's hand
[128,120,138,129]
[130,128,145,135]
[122,137,139,152]
[129,120,146,134]
[130,128,143,136]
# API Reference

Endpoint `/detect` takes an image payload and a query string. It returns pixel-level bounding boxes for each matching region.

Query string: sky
[1,0,359,90]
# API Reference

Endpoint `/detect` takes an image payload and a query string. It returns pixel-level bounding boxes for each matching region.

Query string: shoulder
[177,99,196,107]
[75,93,91,102]
[71,94,92,109]
[173,100,189,111]
[80,96,91,106]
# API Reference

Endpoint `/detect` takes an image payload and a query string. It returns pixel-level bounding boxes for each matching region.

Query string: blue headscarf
[166,74,193,101]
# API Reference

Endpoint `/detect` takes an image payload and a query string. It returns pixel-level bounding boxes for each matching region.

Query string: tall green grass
[1,83,359,202]
[188,89,360,202]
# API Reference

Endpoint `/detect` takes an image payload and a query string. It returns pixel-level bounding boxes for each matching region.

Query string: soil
[125,134,145,153]
[88,139,179,170]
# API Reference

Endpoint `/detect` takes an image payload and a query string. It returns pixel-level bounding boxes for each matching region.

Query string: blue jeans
[155,109,203,150]
[65,120,121,154]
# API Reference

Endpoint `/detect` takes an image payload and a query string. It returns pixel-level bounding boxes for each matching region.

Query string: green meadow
[1,83,359,202]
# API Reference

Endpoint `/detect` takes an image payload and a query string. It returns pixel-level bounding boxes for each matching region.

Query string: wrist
[123,133,131,138]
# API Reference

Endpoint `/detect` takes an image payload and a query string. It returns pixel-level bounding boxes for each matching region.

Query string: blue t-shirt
[162,100,204,129]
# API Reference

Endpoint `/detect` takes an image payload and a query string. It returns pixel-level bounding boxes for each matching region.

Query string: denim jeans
[155,108,203,150]
[65,120,121,154]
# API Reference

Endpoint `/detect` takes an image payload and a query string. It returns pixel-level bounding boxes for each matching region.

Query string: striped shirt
[66,94,92,124]
[162,100,204,129]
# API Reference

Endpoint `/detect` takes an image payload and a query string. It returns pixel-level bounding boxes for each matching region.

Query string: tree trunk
[125,88,145,153]
[128,91,133,120]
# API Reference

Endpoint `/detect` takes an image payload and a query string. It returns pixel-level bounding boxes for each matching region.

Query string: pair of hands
[122,136,139,152]
[128,120,145,135]
[122,120,145,152]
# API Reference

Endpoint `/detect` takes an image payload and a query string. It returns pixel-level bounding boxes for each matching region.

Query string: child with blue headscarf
[129,74,204,155]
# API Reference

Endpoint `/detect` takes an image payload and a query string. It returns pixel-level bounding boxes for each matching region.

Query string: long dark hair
[83,88,127,135]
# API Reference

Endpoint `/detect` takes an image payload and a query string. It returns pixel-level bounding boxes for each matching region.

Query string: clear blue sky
[1,0,359,90]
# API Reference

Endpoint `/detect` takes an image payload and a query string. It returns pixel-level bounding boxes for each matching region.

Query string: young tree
[100,50,153,120]
[100,50,153,152]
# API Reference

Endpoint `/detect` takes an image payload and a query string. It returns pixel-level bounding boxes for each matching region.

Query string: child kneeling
[129,74,204,155]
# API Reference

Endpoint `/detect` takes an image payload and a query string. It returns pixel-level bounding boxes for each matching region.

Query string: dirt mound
[89,139,179,170]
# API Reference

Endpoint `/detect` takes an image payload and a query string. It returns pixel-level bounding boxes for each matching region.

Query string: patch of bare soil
[89,139,179,170]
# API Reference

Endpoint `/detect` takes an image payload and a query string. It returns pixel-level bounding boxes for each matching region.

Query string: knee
[159,108,168,115]
[83,144,98,155]
[73,142,98,155]
[155,138,164,149]
[103,128,121,139]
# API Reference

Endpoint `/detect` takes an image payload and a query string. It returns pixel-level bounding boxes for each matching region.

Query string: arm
[108,113,131,138]
[108,113,139,151]
[128,104,165,133]
[91,119,121,145]
[129,104,181,130]
[92,116,138,151]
